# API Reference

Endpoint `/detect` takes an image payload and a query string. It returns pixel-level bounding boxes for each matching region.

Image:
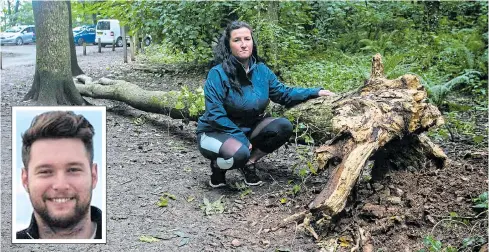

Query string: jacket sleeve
[266,66,322,108]
[204,69,250,146]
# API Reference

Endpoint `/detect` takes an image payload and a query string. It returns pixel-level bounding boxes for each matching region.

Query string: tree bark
[68,1,84,76]
[24,1,85,105]
[266,1,279,68]
[74,53,447,222]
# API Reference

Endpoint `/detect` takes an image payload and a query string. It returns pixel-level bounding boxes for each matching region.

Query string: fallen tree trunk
[75,54,447,231]
[75,76,201,121]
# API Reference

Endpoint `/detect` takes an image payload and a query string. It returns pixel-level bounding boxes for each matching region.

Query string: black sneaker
[240,163,263,186]
[209,161,226,188]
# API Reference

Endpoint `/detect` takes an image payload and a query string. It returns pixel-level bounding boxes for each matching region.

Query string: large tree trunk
[74,54,447,227]
[24,1,85,105]
[68,1,84,76]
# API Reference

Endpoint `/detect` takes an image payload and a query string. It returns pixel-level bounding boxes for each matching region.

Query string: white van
[95,19,123,47]
[95,19,152,48]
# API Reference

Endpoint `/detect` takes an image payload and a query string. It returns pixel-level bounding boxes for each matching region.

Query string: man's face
[22,138,97,229]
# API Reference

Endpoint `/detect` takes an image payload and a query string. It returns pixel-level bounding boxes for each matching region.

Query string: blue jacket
[196,57,321,147]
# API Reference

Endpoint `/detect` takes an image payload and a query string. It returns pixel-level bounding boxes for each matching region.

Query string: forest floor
[1,46,487,251]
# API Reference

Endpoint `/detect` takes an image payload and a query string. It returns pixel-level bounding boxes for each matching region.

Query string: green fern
[421,70,482,107]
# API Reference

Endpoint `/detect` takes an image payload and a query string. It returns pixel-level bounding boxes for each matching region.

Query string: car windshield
[5,27,22,33]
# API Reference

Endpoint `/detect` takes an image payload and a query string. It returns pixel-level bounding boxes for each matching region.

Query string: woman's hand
[318,89,335,96]
[249,143,252,150]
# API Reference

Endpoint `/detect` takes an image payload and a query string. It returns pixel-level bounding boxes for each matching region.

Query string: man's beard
[32,193,92,229]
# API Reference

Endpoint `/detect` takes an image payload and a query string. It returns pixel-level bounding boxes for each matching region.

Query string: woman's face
[229,27,253,63]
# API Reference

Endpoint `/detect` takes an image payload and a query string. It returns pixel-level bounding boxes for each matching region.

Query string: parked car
[95,19,123,47]
[73,25,95,34]
[95,19,152,47]
[0,25,35,45]
[73,25,96,46]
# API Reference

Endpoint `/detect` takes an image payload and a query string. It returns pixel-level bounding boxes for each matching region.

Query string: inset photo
[12,106,106,244]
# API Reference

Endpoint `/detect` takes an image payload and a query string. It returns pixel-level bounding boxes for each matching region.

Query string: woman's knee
[231,144,250,168]
[215,144,249,169]
[275,118,293,136]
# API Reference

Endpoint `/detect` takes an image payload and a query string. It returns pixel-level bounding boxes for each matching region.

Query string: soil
[1,47,487,251]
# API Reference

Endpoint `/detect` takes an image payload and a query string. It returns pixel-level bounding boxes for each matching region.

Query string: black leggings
[197,117,293,170]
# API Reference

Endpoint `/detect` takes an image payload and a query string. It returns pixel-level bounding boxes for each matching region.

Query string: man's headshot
[12,107,106,243]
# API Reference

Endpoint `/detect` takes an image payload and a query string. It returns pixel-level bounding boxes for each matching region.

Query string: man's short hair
[21,111,95,168]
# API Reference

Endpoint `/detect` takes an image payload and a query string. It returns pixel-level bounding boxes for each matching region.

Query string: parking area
[0,43,126,69]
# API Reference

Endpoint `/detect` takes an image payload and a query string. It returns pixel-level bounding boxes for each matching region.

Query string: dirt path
[1,48,487,251]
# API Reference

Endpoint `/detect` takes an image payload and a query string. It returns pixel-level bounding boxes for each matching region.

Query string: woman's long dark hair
[213,21,261,95]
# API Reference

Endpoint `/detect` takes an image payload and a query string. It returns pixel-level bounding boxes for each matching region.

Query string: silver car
[1,25,36,45]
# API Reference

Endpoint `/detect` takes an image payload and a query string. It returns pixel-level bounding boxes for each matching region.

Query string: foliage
[460,235,486,251]
[428,110,485,146]
[280,51,370,92]
[174,86,205,117]
[201,196,225,215]
[419,234,487,252]
[418,235,456,252]
[421,70,483,107]
[157,192,176,207]
[1,0,34,30]
[233,182,252,199]
[71,1,487,119]
[472,191,488,210]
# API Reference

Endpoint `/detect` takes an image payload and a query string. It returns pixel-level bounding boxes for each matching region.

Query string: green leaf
[292,184,301,195]
[187,196,195,202]
[175,101,185,110]
[157,197,169,207]
[139,235,160,243]
[280,198,287,204]
[298,168,308,178]
[163,193,177,200]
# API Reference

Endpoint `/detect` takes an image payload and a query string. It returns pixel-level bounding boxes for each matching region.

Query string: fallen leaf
[338,236,351,247]
[139,235,160,243]
[163,192,177,200]
[158,197,168,207]
[187,196,195,202]
[178,237,190,247]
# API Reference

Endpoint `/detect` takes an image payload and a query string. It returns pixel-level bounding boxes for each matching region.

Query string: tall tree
[12,0,20,24]
[68,1,84,76]
[24,1,85,105]
[266,1,279,68]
